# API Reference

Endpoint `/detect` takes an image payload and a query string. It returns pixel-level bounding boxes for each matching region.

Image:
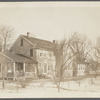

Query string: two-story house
[0,32,55,80]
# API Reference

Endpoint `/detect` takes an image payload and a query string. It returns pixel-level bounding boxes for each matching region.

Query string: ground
[0,78,100,98]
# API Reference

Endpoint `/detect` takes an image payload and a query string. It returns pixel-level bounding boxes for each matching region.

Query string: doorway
[18,63,23,71]
[18,63,24,76]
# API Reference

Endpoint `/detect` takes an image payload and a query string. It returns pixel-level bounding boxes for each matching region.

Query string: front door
[18,63,23,71]
[18,63,24,76]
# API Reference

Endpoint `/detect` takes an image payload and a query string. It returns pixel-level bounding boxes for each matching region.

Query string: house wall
[0,53,13,78]
[10,36,37,60]
[7,62,14,77]
[66,67,73,77]
[25,63,37,72]
[14,62,37,78]
[36,49,55,76]
[10,36,56,78]
[63,62,73,78]
[77,64,86,76]
[1,63,8,78]
[25,63,37,78]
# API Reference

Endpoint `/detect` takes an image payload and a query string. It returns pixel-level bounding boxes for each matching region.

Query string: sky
[0,2,100,42]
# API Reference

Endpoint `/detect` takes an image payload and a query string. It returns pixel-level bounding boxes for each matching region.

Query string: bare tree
[67,33,93,86]
[0,25,14,89]
[53,37,78,92]
[0,25,14,52]
[89,38,100,79]
[68,33,91,75]
[53,33,91,92]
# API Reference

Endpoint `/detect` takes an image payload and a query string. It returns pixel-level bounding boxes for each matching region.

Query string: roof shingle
[4,52,38,63]
[22,35,55,50]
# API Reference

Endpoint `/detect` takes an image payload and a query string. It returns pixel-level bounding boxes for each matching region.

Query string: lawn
[0,77,100,98]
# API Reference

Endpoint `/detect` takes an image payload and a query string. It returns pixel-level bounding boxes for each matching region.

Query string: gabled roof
[22,35,55,50]
[2,52,38,63]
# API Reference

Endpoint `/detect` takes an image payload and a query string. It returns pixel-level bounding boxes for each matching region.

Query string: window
[26,63,31,72]
[49,52,53,57]
[7,63,13,73]
[48,65,51,70]
[82,66,83,70]
[25,64,36,72]
[38,62,42,67]
[38,62,42,74]
[33,66,36,72]
[44,63,48,73]
[21,39,23,46]
[40,53,43,56]
[30,49,33,56]
[48,64,53,71]
[0,64,1,72]
[49,53,52,57]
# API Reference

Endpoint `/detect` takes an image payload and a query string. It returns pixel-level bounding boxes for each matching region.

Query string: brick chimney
[53,40,56,43]
[27,32,30,37]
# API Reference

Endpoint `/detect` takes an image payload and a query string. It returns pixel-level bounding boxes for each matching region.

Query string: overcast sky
[0,2,100,42]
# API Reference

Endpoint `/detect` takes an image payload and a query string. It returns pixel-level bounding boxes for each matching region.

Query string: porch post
[53,61,56,76]
[23,63,25,75]
[13,62,15,81]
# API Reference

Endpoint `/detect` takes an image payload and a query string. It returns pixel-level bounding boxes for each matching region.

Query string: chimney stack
[53,40,56,44]
[27,32,30,37]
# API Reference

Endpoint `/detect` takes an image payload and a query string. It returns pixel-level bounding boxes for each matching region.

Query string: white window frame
[38,62,42,74]
[43,62,48,74]
[49,52,53,57]
[30,48,33,57]
[38,62,42,68]
[33,66,36,73]
[39,50,43,57]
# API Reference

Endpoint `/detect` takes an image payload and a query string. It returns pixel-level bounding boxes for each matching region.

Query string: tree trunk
[58,86,60,92]
[2,78,5,89]
[2,70,5,89]
[57,82,61,92]
[16,76,19,92]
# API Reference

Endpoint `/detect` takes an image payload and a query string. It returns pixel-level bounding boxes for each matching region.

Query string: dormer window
[21,39,23,46]
[30,49,33,56]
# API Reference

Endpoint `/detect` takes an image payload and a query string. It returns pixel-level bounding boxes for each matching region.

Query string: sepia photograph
[0,1,100,98]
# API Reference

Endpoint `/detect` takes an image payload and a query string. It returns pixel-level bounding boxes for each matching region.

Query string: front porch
[7,62,37,80]
[0,52,38,80]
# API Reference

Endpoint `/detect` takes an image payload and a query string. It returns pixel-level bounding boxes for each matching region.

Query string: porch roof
[4,52,38,64]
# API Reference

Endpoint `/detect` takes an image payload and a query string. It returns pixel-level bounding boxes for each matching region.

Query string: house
[0,32,56,80]
[77,63,86,76]
[63,48,87,77]
[64,66,73,77]
[64,62,87,78]
[0,52,38,80]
